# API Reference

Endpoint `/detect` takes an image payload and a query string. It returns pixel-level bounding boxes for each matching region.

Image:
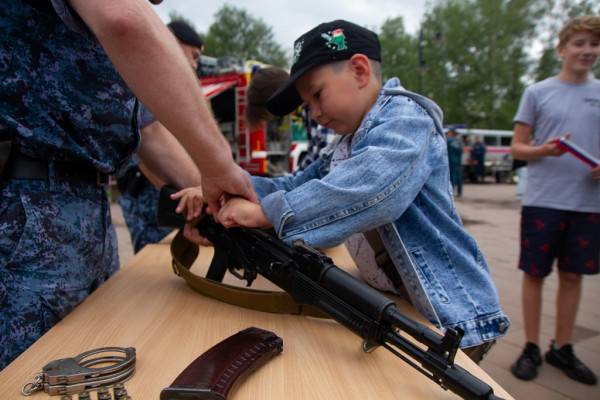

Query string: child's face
[558,31,600,75]
[295,61,371,134]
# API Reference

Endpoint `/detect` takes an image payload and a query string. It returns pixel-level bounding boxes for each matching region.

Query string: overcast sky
[152,0,427,53]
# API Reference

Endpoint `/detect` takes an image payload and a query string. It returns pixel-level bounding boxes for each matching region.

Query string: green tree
[168,10,198,32]
[416,0,545,129]
[379,17,419,86]
[203,5,288,67]
[534,0,600,81]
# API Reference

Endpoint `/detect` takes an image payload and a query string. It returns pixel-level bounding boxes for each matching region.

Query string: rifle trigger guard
[228,266,256,286]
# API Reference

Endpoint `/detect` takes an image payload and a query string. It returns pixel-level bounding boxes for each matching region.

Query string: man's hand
[202,163,258,215]
[217,197,271,229]
[71,0,241,199]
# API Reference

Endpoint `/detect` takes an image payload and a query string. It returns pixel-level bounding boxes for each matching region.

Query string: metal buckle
[22,346,136,396]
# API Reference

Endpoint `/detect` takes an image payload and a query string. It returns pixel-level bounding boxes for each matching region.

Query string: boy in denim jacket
[180,20,509,361]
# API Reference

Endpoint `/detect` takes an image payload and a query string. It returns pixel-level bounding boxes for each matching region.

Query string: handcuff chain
[21,372,44,396]
[21,347,136,396]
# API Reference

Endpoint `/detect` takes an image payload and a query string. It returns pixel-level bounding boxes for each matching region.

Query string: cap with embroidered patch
[266,20,381,116]
[167,21,204,50]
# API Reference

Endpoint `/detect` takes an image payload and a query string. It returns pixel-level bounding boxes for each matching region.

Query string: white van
[453,128,514,183]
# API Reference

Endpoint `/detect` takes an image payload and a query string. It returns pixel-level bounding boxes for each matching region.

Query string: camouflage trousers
[118,180,172,253]
[0,179,119,370]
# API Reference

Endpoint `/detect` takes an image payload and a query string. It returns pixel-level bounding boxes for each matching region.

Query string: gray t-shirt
[514,77,600,212]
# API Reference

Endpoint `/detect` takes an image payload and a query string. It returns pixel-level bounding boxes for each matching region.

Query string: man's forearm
[70,0,232,175]
[138,121,202,189]
[138,161,166,189]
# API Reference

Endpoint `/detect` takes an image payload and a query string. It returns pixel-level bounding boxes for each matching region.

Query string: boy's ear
[348,54,372,87]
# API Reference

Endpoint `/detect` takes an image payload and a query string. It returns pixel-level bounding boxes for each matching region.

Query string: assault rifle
[158,188,503,400]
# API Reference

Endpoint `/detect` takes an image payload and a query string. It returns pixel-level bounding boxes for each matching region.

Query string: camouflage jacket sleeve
[50,0,93,37]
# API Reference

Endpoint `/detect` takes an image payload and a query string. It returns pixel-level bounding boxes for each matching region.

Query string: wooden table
[0,241,513,399]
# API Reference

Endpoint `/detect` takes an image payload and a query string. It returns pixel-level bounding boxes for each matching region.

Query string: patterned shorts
[518,206,600,277]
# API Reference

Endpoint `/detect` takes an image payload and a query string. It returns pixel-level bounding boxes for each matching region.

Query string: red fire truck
[199,58,271,176]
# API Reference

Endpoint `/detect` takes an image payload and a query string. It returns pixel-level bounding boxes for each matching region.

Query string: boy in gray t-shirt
[510,15,600,385]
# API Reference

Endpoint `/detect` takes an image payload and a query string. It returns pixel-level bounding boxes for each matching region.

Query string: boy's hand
[183,222,213,247]
[217,198,272,229]
[170,187,204,221]
[543,134,570,157]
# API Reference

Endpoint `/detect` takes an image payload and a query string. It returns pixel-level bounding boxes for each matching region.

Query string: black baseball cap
[266,19,381,116]
[167,21,204,50]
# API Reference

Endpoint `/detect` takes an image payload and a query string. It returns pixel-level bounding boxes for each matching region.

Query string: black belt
[116,165,149,197]
[4,153,109,186]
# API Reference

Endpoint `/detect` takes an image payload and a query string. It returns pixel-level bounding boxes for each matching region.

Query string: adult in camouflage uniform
[0,1,135,369]
[0,0,254,370]
[118,21,204,253]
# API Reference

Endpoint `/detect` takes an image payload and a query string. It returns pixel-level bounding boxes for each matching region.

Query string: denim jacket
[251,78,510,347]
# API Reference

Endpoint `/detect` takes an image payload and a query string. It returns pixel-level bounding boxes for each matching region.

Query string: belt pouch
[0,124,14,178]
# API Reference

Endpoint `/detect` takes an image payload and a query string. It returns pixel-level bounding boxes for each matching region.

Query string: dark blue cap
[167,21,204,50]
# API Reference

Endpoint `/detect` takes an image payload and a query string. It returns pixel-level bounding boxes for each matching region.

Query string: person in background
[117,20,204,253]
[510,15,600,385]
[246,67,338,175]
[244,66,292,177]
[245,67,291,128]
[446,129,464,197]
[297,109,338,172]
[470,136,486,183]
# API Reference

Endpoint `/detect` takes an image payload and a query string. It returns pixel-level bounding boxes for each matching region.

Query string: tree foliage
[202,5,288,67]
[379,17,418,86]
[165,1,598,129]
[411,0,546,129]
[376,0,599,129]
[168,10,198,32]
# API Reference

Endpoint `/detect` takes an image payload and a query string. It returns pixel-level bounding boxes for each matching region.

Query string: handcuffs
[22,347,136,396]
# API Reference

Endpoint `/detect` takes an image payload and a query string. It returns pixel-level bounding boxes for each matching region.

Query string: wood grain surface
[0,242,513,399]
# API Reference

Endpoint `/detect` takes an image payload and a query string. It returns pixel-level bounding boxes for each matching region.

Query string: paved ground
[111,183,600,399]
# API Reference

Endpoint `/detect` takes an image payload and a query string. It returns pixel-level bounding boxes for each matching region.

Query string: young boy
[178,20,509,361]
[510,15,600,384]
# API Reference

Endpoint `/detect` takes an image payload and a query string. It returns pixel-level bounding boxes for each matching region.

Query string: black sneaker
[511,342,542,380]
[545,341,597,385]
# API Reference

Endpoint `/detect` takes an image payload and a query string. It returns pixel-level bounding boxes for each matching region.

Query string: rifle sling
[170,230,328,318]
[363,229,410,301]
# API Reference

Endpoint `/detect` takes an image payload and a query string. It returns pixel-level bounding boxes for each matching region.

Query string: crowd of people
[1,1,598,391]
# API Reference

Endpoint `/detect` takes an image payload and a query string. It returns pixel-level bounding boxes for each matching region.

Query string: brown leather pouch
[160,327,283,400]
